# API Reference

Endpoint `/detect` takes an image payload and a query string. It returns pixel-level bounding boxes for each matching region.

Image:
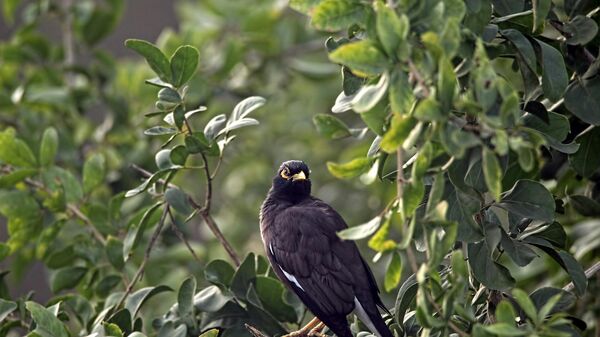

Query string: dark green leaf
[50,266,87,293]
[558,251,587,296]
[482,323,527,336]
[39,127,58,167]
[83,153,105,194]
[500,231,537,267]
[374,2,408,58]
[165,188,192,215]
[512,288,538,323]
[568,127,600,177]
[255,276,297,322]
[125,39,172,82]
[530,287,575,314]
[106,236,125,270]
[122,202,163,257]
[536,39,568,102]
[96,274,122,298]
[313,114,352,139]
[394,274,418,325]
[170,45,199,87]
[42,166,83,203]
[0,299,17,322]
[569,195,600,216]
[0,128,37,167]
[230,253,256,300]
[25,301,69,337]
[468,241,515,290]
[532,0,551,32]
[178,276,196,318]
[125,169,172,197]
[169,145,188,166]
[204,259,235,287]
[563,15,598,45]
[501,29,536,72]
[498,180,555,222]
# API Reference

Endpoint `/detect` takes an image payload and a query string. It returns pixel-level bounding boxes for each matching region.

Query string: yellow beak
[291,171,307,181]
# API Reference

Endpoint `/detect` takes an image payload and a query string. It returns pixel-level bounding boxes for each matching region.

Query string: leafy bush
[1,0,599,337]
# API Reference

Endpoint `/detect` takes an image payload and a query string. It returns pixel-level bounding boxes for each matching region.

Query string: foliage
[0,0,599,337]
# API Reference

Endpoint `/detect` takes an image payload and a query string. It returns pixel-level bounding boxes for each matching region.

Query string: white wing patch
[354,297,382,337]
[269,243,305,291]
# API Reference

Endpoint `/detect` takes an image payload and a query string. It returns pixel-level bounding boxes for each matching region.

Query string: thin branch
[563,261,600,292]
[167,208,201,262]
[408,59,430,97]
[245,324,270,337]
[115,205,169,310]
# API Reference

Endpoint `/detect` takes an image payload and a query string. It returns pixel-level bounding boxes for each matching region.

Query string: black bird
[260,160,394,337]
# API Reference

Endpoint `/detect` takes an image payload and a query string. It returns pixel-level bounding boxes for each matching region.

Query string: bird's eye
[280,168,291,179]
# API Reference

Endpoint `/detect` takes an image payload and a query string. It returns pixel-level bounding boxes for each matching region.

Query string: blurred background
[0,0,396,308]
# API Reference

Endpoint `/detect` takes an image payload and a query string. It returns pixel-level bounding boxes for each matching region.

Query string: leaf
[569,195,600,216]
[414,97,443,121]
[50,266,87,292]
[482,323,527,336]
[512,289,538,323]
[532,0,551,32]
[255,276,297,322]
[313,114,352,139]
[351,72,389,113]
[482,147,503,201]
[563,15,598,45]
[2,0,21,24]
[384,251,402,292]
[327,157,372,179]
[530,287,575,315]
[329,40,389,76]
[337,216,381,240]
[557,251,587,296]
[178,276,196,318]
[312,0,366,32]
[389,69,414,114]
[25,301,69,337]
[42,166,83,203]
[199,329,220,337]
[467,241,515,290]
[0,168,37,188]
[125,169,172,197]
[0,190,43,251]
[380,114,417,153]
[230,253,256,299]
[394,273,418,325]
[125,285,172,317]
[39,127,58,167]
[217,118,260,136]
[495,300,517,325]
[169,145,188,166]
[204,259,235,287]
[564,77,600,125]
[0,128,37,167]
[105,236,125,270]
[231,96,266,121]
[194,285,231,312]
[0,299,17,322]
[165,188,192,215]
[498,180,555,222]
[204,114,227,140]
[96,274,122,298]
[83,153,105,194]
[170,45,199,87]
[331,91,355,113]
[536,39,568,102]
[500,231,537,267]
[501,29,537,72]
[438,57,456,112]
[125,39,171,82]
[143,126,178,136]
[374,2,408,58]
[122,202,162,258]
[568,127,600,177]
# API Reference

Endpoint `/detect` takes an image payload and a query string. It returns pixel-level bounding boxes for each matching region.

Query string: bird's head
[271,160,311,201]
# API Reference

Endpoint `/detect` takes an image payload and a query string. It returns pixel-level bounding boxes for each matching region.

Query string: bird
[259,160,394,337]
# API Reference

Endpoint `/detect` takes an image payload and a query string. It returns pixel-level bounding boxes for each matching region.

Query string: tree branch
[563,260,600,293]
[167,208,201,262]
[115,205,170,310]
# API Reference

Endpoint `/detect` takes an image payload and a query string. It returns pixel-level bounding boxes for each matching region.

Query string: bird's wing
[267,202,365,316]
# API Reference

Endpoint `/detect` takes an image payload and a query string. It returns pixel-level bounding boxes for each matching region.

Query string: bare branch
[167,208,201,262]
[563,261,600,293]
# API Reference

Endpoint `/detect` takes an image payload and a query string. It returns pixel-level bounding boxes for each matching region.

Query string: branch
[408,59,430,97]
[245,324,270,337]
[167,208,201,262]
[115,205,169,310]
[563,260,600,293]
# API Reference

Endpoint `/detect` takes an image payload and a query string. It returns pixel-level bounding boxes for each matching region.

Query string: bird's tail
[354,296,394,337]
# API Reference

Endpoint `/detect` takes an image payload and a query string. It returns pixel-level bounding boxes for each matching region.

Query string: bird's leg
[283,317,322,337]
[307,322,327,337]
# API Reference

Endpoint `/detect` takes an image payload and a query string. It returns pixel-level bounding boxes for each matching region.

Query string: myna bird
[260,160,394,337]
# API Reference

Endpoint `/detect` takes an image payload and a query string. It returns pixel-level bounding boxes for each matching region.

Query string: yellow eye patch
[280,168,291,179]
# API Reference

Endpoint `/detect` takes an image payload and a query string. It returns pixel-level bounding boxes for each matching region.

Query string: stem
[563,261,600,292]
[408,59,430,97]
[167,209,201,262]
[115,205,169,310]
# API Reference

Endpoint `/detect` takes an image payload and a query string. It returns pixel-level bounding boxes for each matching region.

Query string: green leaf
[394,274,418,325]
[557,250,587,296]
[414,97,443,121]
[498,180,555,222]
[289,0,323,14]
[468,241,515,290]
[170,45,199,87]
[230,253,256,299]
[564,76,600,125]
[380,114,417,153]
[0,168,37,188]
[337,216,381,240]
[199,329,220,337]
[144,126,178,136]
[255,276,297,322]
[122,202,162,257]
[495,300,517,325]
[569,127,600,177]
[500,232,537,267]
[532,0,551,32]
[482,323,527,336]
[312,0,366,32]
[80,0,124,46]
[169,145,188,166]
[178,276,196,318]
[536,39,568,102]
[50,266,87,292]
[313,114,352,139]
[231,96,266,121]
[501,29,537,72]
[96,274,122,298]
[83,153,105,194]
[165,188,192,215]
[384,251,402,292]
[155,149,176,170]
[329,40,389,76]
[0,190,43,251]
[563,15,598,45]
[569,195,600,216]
[125,39,172,82]
[351,72,389,112]
[204,259,235,287]
[530,287,575,315]
[482,147,503,201]
[327,157,372,179]
[125,285,172,317]
[46,245,75,269]
[41,166,83,203]
[374,2,408,58]
[0,128,37,167]
[39,127,58,167]
[217,118,259,136]
[125,169,172,197]
[389,69,414,114]
[25,301,69,337]
[512,289,538,323]
[368,216,396,252]
[438,57,456,112]
[106,236,125,270]
[2,0,21,24]
[0,299,17,322]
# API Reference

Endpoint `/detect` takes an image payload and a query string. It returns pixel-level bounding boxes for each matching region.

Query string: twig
[167,208,201,262]
[408,59,430,97]
[115,205,169,310]
[245,324,270,337]
[23,177,106,244]
[563,261,600,293]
